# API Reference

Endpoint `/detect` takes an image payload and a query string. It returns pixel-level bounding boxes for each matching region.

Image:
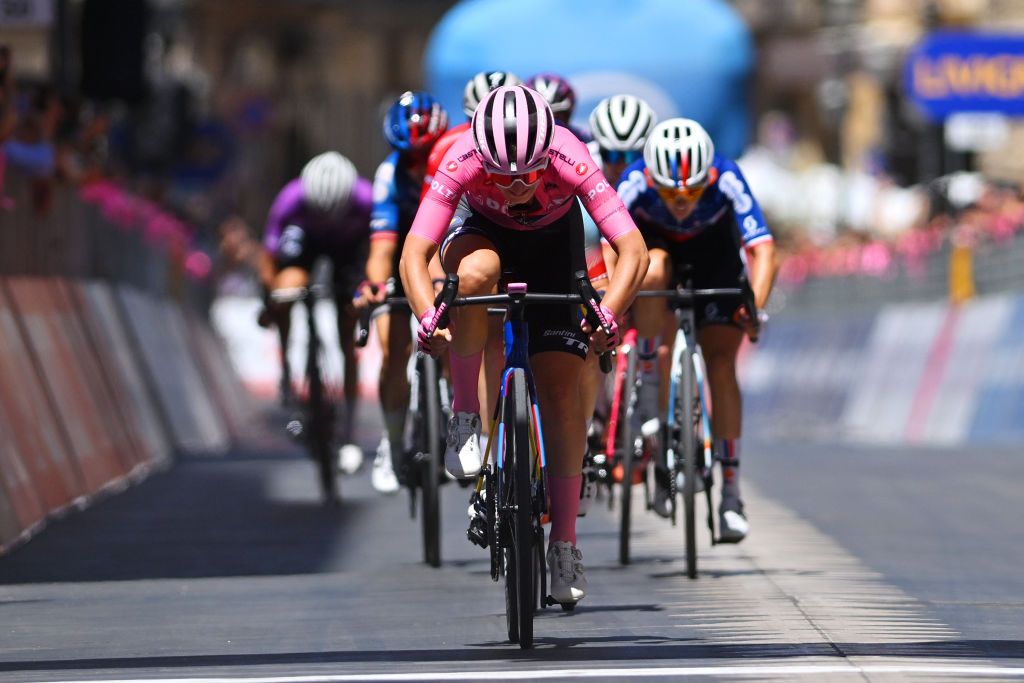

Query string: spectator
[0,46,15,143]
[0,45,18,208]
[5,83,62,214]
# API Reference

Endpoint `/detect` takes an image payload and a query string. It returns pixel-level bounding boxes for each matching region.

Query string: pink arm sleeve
[409,172,461,245]
[578,171,638,244]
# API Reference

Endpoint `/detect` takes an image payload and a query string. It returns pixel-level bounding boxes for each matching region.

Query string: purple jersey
[263,178,373,255]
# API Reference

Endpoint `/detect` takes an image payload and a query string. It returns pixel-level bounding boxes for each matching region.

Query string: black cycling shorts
[639,217,746,330]
[440,203,591,360]
[274,223,368,299]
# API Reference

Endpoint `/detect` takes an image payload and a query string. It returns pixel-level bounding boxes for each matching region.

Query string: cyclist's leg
[381,312,413,446]
[534,350,589,603]
[263,225,317,404]
[634,246,673,421]
[697,323,746,537]
[691,223,751,539]
[268,267,310,402]
[439,227,501,478]
[480,313,504,451]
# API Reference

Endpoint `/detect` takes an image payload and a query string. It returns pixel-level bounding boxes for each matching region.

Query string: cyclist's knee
[642,249,672,289]
[455,252,499,295]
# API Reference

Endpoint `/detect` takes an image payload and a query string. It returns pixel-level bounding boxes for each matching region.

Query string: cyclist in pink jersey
[400,85,648,604]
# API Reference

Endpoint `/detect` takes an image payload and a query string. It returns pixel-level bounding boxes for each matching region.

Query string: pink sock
[450,350,482,414]
[548,474,582,544]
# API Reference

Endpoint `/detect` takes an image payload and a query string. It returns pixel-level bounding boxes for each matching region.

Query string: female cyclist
[400,85,648,604]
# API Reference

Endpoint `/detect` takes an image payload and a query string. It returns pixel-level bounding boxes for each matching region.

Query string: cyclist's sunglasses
[655,183,707,204]
[601,149,642,165]
[486,162,549,189]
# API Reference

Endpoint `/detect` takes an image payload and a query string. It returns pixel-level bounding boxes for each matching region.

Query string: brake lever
[575,270,615,373]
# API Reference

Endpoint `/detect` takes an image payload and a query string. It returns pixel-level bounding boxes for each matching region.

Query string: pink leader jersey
[410,126,637,244]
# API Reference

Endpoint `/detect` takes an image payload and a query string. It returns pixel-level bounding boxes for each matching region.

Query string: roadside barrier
[0,171,252,556]
[742,291,1024,446]
[6,277,132,493]
[0,279,87,514]
[76,281,173,472]
[116,286,231,454]
[183,308,256,443]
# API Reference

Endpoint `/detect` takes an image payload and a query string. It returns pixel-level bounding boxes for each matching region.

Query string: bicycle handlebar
[354,283,410,348]
[430,272,616,373]
[635,279,760,342]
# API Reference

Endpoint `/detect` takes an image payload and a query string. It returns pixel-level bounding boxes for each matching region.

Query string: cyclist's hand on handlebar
[733,304,763,341]
[353,280,387,310]
[416,306,452,356]
[580,304,619,353]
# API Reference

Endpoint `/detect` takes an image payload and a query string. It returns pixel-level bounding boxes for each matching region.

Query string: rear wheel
[618,346,638,565]
[420,356,442,567]
[502,369,535,648]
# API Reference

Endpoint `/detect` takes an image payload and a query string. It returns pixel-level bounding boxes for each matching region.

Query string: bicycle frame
[665,306,713,492]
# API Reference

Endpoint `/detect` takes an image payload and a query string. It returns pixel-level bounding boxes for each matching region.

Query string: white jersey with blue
[616,154,772,248]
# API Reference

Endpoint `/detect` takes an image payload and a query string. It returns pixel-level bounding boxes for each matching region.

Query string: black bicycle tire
[307,317,338,504]
[502,369,535,648]
[421,355,442,567]
[681,350,698,579]
[618,345,638,566]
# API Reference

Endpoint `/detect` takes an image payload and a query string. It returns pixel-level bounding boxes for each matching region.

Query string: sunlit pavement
[0,402,1021,683]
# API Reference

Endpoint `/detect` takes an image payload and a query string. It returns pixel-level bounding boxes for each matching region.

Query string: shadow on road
[0,447,367,583]
[1,639,1020,673]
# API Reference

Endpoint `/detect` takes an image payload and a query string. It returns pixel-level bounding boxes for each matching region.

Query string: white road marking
[55,663,1024,682]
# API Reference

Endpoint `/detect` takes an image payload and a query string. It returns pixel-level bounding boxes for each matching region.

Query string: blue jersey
[370,151,424,242]
[617,155,772,248]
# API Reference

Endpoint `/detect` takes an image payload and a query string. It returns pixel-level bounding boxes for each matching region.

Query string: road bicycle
[357,286,450,568]
[272,285,340,503]
[440,271,611,649]
[636,276,759,578]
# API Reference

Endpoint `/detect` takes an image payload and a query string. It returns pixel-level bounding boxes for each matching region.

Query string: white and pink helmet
[471,85,554,174]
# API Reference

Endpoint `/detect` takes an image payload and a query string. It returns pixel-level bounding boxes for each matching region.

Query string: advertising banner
[905,31,1024,120]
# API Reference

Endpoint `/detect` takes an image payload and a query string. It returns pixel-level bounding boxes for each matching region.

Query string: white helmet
[643,118,715,189]
[301,151,357,214]
[589,95,658,152]
[462,70,521,117]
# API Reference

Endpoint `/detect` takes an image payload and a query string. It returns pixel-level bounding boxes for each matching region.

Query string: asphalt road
[0,407,1021,682]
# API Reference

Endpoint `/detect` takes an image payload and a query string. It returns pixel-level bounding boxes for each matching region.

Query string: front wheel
[420,356,442,567]
[679,351,698,579]
[617,345,639,566]
[502,368,536,648]
[307,342,338,504]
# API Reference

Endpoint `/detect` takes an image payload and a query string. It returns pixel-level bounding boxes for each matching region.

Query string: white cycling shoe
[547,541,587,604]
[445,412,482,479]
[371,437,400,494]
[337,444,364,475]
[719,496,749,543]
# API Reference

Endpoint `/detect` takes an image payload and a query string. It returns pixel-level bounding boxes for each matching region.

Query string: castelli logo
[575,162,588,176]
[446,161,459,172]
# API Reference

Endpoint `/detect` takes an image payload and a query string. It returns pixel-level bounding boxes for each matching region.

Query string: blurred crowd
[4,34,1023,296]
[0,42,251,283]
[737,112,1024,288]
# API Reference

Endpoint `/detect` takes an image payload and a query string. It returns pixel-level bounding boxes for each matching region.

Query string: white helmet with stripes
[301,151,357,214]
[589,95,657,152]
[462,70,522,117]
[643,118,715,189]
